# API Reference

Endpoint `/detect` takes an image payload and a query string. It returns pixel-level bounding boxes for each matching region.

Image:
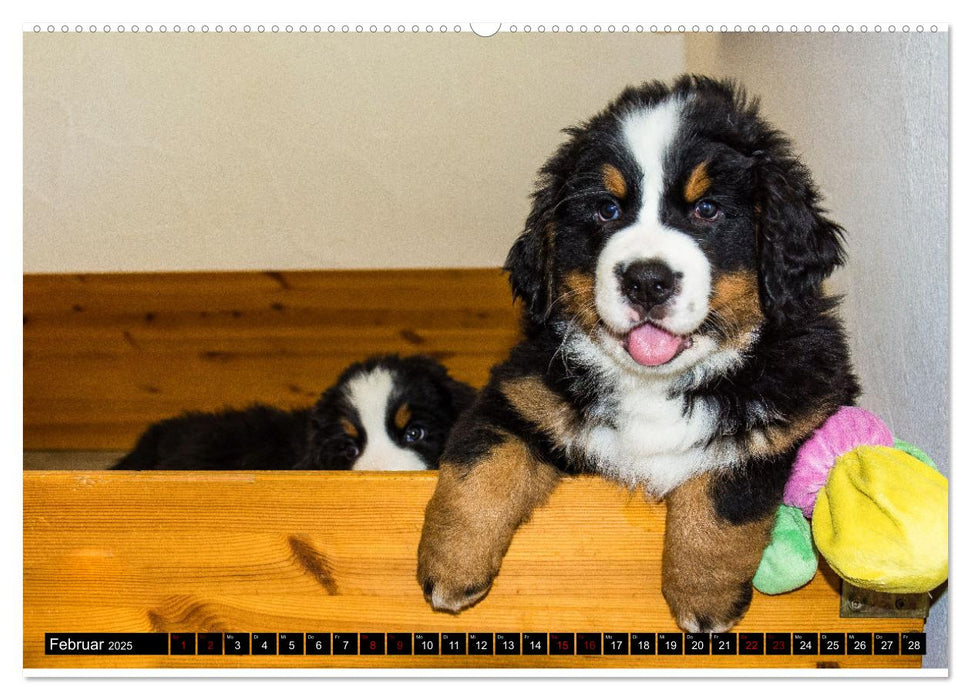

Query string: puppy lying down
[113,354,475,471]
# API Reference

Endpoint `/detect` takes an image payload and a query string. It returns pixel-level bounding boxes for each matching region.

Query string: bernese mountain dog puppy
[113,354,475,471]
[418,76,860,632]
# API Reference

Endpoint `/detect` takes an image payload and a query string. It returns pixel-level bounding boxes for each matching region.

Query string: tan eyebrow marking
[340,417,359,439]
[684,161,711,202]
[393,403,412,430]
[601,163,627,199]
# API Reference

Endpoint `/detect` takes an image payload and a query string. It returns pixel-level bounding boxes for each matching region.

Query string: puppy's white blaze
[344,368,429,472]
[594,98,711,337]
[622,98,683,222]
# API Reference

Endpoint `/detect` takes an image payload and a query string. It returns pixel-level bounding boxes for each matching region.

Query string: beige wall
[686,32,949,668]
[24,33,685,272]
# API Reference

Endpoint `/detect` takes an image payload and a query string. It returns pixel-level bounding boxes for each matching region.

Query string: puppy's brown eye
[693,199,721,221]
[597,200,621,222]
[342,442,360,460]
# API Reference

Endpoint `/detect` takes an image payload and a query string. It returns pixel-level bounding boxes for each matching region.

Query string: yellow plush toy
[813,444,948,593]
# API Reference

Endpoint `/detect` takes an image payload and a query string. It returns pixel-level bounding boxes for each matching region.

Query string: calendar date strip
[44,632,927,656]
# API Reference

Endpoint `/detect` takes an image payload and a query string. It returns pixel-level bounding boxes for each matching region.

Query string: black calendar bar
[42,631,928,656]
[45,633,169,655]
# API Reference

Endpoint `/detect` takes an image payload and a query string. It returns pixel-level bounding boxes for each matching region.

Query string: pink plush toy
[783,407,895,518]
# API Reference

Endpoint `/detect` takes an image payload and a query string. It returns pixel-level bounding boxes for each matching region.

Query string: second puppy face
[300,355,476,471]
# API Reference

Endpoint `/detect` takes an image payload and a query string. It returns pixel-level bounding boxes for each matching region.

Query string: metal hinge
[840,581,930,618]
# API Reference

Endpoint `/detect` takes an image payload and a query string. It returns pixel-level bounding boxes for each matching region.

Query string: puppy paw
[663,581,753,633]
[417,528,500,613]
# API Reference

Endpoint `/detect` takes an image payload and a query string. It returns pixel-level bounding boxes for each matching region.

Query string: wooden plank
[24,471,923,669]
[23,270,521,449]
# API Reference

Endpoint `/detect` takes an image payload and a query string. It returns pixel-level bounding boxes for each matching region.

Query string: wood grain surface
[24,471,924,669]
[23,270,520,449]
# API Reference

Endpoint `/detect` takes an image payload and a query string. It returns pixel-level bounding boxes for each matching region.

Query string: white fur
[678,614,739,634]
[562,330,744,496]
[594,98,712,343]
[344,368,429,472]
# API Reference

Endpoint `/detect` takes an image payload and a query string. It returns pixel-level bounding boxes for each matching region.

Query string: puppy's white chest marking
[576,380,732,495]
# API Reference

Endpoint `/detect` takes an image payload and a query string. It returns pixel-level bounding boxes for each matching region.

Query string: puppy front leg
[662,472,776,633]
[418,433,560,613]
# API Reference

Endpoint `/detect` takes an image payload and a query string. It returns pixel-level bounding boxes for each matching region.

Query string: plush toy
[753,407,948,596]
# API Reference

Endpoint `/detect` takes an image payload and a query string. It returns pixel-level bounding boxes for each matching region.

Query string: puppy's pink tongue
[626,323,684,366]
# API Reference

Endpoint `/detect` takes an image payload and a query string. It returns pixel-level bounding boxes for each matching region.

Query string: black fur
[113,354,475,471]
[112,405,311,471]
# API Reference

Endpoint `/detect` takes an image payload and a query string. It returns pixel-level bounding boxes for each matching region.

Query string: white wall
[23,33,685,272]
[687,31,949,668]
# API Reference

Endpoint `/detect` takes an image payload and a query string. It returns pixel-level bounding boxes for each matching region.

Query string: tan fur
[561,270,600,332]
[710,271,764,337]
[662,472,774,631]
[601,163,627,199]
[393,403,412,431]
[684,161,711,202]
[340,418,358,439]
[417,433,561,611]
[754,407,835,459]
[501,376,578,440]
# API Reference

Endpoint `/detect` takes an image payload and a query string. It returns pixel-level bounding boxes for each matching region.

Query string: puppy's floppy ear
[504,185,557,324]
[756,147,845,323]
[294,418,322,469]
[445,377,477,416]
[293,453,316,470]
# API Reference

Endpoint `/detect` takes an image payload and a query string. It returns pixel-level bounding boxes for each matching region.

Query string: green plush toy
[753,407,948,595]
[753,505,818,595]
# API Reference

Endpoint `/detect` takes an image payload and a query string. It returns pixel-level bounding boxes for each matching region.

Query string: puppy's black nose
[619,259,678,312]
